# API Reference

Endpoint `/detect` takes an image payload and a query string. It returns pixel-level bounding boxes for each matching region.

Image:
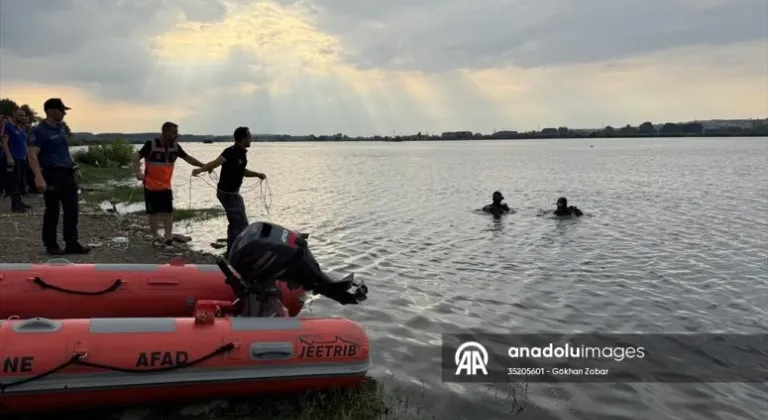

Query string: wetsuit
[554,206,583,216]
[483,203,510,216]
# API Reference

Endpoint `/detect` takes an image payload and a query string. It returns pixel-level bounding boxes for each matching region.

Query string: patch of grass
[72,139,135,168]
[125,207,225,222]
[173,207,225,222]
[10,378,442,420]
[82,185,144,203]
[78,165,134,184]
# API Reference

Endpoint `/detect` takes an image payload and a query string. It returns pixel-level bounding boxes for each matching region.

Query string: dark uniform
[1,119,29,211]
[216,144,249,256]
[29,119,86,252]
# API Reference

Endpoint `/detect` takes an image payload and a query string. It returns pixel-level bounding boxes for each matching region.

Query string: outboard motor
[221,221,368,316]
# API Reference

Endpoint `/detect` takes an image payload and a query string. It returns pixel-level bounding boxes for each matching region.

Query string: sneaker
[46,244,66,255]
[11,205,28,213]
[65,242,92,254]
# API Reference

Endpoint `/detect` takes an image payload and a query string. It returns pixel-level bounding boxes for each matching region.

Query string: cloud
[0,0,765,135]
[0,0,239,104]
[299,0,768,71]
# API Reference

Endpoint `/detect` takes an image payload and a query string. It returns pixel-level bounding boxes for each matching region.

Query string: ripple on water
[175,138,768,420]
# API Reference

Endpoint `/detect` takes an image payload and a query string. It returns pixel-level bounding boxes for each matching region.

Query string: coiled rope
[0,170,273,246]
[188,171,273,216]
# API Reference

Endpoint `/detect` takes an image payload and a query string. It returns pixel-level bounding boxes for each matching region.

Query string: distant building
[440,131,473,139]
[492,130,518,139]
[539,128,558,138]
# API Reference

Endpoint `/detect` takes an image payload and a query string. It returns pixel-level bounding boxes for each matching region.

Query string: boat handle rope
[31,277,124,296]
[0,343,235,394]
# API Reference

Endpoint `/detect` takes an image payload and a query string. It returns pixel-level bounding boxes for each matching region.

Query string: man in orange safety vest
[133,122,206,246]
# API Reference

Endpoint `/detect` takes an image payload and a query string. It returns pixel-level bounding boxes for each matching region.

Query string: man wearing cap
[27,98,91,255]
[133,121,206,246]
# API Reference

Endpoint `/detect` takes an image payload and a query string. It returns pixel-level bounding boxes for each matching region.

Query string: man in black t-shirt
[192,126,266,257]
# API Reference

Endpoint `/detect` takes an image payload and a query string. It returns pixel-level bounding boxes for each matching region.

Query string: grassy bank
[74,140,143,205]
[73,141,220,222]
[9,377,460,420]
[9,374,529,419]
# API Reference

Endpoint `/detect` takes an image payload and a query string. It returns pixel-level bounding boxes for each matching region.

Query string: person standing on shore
[0,107,32,212]
[27,98,91,255]
[134,122,207,246]
[24,120,39,195]
[0,114,9,198]
[192,126,266,258]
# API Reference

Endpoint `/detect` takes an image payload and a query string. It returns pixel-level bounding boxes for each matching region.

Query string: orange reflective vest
[143,138,183,191]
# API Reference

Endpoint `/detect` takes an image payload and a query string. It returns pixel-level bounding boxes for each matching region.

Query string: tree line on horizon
[2,97,766,146]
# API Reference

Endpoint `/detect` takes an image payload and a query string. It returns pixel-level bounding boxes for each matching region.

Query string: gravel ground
[0,193,217,264]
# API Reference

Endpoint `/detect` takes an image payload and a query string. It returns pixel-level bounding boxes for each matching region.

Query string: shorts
[144,188,173,214]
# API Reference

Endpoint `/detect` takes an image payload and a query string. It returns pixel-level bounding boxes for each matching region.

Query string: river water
[136,138,767,419]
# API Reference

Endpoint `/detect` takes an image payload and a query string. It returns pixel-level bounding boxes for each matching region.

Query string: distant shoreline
[70,119,768,145]
[70,131,768,146]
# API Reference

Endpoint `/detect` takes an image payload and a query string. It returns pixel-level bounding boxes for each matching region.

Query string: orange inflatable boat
[0,314,370,414]
[0,258,307,319]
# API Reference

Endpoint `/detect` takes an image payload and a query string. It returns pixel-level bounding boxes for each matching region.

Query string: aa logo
[455,341,488,375]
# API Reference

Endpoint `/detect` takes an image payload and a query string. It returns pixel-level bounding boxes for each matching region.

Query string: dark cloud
[0,0,173,57]
[300,0,768,71]
[3,0,763,100]
[0,0,764,135]
[0,0,247,103]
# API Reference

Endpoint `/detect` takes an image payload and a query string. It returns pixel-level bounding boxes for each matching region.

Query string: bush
[73,139,135,168]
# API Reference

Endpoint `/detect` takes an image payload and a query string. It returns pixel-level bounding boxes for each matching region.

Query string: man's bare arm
[27,146,43,179]
[244,169,266,179]
[196,156,226,173]
[1,136,11,162]
[182,155,206,168]
[0,123,11,161]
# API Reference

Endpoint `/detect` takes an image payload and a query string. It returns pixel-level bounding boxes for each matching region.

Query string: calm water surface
[144,138,766,419]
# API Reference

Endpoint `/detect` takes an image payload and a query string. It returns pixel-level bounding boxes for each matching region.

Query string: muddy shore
[0,193,218,264]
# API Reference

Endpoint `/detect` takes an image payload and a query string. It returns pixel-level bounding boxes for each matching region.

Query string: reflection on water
[120,138,768,419]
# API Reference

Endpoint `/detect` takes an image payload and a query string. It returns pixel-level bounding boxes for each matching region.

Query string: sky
[1,0,766,136]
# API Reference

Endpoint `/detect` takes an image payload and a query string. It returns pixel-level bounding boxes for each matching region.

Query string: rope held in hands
[118,172,272,216]
[188,171,272,216]
[0,168,272,248]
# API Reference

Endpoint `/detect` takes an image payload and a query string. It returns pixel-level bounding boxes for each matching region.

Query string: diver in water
[554,197,583,216]
[482,191,510,216]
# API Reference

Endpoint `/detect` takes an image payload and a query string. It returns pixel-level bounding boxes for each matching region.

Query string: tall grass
[72,139,135,168]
